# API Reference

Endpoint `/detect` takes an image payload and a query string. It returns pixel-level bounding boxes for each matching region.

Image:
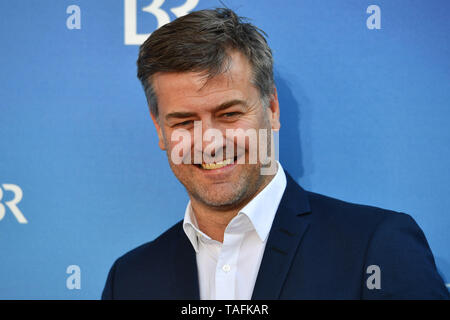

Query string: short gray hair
[137,8,274,118]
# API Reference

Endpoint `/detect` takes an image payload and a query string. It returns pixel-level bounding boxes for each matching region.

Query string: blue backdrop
[1,0,449,299]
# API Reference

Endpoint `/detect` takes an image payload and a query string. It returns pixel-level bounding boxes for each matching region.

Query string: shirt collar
[183,202,210,253]
[183,161,287,252]
[239,161,287,242]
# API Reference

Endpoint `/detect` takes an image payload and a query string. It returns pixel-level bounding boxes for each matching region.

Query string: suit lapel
[252,173,311,300]
[170,223,200,299]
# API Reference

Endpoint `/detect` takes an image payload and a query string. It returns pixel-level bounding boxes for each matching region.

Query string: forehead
[152,51,257,113]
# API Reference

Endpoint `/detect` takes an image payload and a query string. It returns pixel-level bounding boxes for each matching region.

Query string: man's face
[150,51,280,210]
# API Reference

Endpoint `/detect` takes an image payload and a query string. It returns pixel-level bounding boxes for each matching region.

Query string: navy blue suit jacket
[102,173,449,299]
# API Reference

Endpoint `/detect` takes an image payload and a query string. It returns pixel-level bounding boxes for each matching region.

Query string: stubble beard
[192,163,266,210]
[165,115,275,211]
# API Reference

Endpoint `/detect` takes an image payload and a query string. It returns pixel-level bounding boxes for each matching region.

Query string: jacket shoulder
[116,220,183,268]
[301,190,411,257]
[304,191,448,298]
[102,220,184,299]
[303,191,414,256]
[306,190,407,228]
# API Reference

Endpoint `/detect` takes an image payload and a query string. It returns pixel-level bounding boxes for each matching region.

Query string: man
[102,8,448,299]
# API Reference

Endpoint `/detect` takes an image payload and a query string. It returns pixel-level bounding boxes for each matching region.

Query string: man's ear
[150,111,166,151]
[267,87,281,131]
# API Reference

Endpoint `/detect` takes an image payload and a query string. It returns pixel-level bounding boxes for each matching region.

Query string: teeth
[201,158,233,170]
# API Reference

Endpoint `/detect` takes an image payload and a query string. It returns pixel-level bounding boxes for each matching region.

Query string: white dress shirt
[182,162,287,300]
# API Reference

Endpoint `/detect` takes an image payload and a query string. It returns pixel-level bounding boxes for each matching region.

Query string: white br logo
[124,0,199,45]
[0,184,27,224]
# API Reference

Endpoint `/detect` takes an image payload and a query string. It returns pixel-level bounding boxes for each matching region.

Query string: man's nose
[193,119,225,161]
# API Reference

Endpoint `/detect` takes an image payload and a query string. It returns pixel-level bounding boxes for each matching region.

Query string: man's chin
[171,162,264,209]
[190,184,247,209]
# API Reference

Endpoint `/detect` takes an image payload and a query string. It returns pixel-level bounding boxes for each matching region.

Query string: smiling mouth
[195,155,238,170]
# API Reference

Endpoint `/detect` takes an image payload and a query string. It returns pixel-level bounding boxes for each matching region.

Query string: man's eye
[174,120,193,127]
[222,112,240,118]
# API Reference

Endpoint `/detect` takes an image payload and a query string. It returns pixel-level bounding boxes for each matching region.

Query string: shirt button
[222,264,231,273]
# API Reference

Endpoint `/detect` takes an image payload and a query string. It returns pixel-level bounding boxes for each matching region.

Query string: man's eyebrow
[165,99,247,121]
[214,99,248,113]
[165,111,197,121]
